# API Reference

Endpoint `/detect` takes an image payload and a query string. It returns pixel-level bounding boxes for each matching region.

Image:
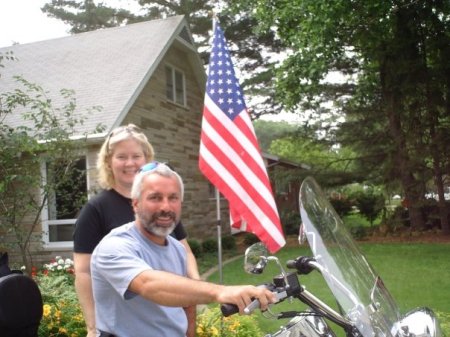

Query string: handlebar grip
[221,298,261,316]
[287,256,315,275]
[220,303,239,317]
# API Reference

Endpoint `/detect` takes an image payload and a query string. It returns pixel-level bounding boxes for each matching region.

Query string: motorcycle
[221,177,444,337]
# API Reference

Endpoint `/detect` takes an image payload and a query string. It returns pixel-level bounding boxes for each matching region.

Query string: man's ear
[132,198,138,211]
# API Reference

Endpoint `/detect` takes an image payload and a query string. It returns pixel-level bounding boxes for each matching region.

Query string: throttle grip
[220,303,239,317]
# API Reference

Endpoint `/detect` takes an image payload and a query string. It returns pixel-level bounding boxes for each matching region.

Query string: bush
[350,225,368,240]
[202,238,218,253]
[33,256,87,337]
[280,209,301,235]
[243,233,260,246]
[221,235,236,251]
[436,311,450,337]
[197,306,262,337]
[329,196,354,217]
[187,238,203,257]
[387,206,410,228]
[354,189,385,226]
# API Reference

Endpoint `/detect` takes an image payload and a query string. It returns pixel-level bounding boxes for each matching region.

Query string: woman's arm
[179,238,200,337]
[74,252,96,337]
[179,238,200,280]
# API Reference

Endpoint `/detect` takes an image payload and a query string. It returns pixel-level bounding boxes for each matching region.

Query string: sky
[0,0,70,48]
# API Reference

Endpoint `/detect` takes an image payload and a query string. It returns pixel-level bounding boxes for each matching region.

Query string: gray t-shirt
[91,222,188,337]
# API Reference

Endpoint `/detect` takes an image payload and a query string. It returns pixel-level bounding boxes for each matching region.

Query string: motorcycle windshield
[299,177,401,337]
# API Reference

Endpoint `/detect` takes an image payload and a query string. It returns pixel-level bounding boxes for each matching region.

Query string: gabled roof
[0,15,205,139]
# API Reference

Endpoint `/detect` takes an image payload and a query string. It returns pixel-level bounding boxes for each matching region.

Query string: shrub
[188,238,203,257]
[197,306,262,337]
[354,189,385,226]
[221,235,236,251]
[350,225,368,240]
[33,256,87,337]
[243,233,260,246]
[436,311,450,337]
[202,238,218,253]
[387,206,410,228]
[280,209,301,235]
[329,196,354,217]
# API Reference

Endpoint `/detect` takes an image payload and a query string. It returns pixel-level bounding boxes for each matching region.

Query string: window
[165,65,186,106]
[275,179,291,196]
[41,157,87,248]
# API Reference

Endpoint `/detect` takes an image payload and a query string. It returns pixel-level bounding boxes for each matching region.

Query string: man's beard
[137,209,177,238]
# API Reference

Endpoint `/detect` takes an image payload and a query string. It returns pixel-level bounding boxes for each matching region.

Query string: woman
[73,124,199,337]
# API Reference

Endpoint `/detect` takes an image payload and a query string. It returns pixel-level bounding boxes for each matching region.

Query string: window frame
[40,154,88,249]
[165,64,186,107]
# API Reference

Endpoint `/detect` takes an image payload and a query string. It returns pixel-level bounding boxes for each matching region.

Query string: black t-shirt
[73,189,187,253]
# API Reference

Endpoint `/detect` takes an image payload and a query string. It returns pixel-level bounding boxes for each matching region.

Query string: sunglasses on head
[139,161,176,173]
[139,161,160,173]
[107,124,143,140]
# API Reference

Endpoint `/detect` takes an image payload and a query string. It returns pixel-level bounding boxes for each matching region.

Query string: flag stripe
[201,100,278,216]
[202,96,273,192]
[200,133,278,228]
[199,144,286,247]
[204,94,271,183]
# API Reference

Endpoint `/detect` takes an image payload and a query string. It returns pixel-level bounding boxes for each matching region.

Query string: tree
[0,73,103,272]
[244,0,450,233]
[42,0,142,33]
[253,120,297,152]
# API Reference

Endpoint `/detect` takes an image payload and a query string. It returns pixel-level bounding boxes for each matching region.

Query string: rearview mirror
[244,242,269,274]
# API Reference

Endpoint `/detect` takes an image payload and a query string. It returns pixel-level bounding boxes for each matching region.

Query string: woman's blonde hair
[97,124,155,189]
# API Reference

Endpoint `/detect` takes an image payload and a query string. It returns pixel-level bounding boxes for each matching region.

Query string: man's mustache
[151,210,176,222]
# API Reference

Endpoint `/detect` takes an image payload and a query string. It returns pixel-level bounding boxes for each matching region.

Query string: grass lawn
[204,242,450,335]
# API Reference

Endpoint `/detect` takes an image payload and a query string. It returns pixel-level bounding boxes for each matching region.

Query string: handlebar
[221,288,289,317]
[221,271,303,317]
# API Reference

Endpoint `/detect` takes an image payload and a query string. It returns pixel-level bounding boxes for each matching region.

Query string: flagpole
[215,187,223,285]
[210,14,223,285]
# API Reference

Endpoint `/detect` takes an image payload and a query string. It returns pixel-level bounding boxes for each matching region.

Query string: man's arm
[73,253,96,337]
[129,269,275,314]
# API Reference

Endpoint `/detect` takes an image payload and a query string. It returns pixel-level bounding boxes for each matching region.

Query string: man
[91,162,275,337]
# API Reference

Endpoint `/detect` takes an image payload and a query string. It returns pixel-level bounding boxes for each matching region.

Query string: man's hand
[217,285,276,315]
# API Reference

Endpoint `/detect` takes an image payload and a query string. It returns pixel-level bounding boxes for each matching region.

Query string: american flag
[199,20,285,253]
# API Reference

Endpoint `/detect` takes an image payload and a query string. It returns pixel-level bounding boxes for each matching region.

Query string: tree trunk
[433,159,450,234]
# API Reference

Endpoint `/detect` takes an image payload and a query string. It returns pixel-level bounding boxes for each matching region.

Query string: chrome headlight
[394,308,444,337]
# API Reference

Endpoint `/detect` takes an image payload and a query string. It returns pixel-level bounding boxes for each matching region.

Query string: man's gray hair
[131,163,184,201]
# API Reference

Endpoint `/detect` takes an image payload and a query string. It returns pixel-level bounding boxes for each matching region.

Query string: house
[0,15,309,266]
[0,15,227,265]
[264,152,311,211]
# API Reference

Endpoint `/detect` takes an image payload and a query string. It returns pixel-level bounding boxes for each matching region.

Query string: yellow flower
[230,321,240,330]
[43,304,52,317]
[196,324,204,331]
[211,326,219,336]
[59,327,68,334]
